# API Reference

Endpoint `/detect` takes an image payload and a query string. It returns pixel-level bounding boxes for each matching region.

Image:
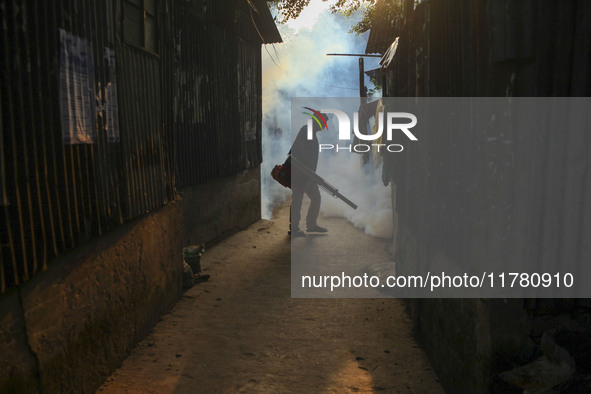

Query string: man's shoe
[291,228,305,237]
[306,224,328,233]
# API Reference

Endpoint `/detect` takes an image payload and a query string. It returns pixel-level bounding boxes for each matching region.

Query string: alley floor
[97,204,444,393]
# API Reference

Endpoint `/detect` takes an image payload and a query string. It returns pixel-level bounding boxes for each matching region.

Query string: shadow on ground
[98,204,443,393]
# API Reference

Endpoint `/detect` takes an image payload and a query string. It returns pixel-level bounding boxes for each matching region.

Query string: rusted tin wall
[386,1,591,304]
[386,0,591,98]
[378,1,591,391]
[172,0,263,187]
[0,0,269,293]
[385,0,489,97]
[387,0,591,274]
[0,0,175,293]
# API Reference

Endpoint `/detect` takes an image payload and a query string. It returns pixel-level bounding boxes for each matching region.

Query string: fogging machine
[271,155,358,210]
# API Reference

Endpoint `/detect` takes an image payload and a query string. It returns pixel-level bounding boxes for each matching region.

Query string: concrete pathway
[97,205,444,393]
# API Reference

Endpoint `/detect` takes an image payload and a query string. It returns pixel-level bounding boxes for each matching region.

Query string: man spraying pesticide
[271,109,357,237]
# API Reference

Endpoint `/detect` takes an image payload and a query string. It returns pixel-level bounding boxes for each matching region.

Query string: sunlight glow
[284,0,338,31]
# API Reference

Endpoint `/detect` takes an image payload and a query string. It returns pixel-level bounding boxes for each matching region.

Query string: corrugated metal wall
[0,0,266,293]
[386,0,591,98]
[172,0,262,187]
[386,0,488,97]
[0,0,163,290]
[116,46,171,219]
[384,0,591,298]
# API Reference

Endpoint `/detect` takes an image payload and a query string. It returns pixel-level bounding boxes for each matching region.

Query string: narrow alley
[97,205,443,393]
[2,1,591,393]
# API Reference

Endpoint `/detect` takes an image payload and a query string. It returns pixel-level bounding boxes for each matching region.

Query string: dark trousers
[290,181,321,230]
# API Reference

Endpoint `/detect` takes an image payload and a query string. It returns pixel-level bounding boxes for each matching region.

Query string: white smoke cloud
[317,152,393,239]
[261,1,390,239]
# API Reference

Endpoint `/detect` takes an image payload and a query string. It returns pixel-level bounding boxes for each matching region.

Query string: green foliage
[344,1,404,36]
[267,0,312,23]
[327,0,375,35]
[267,0,403,36]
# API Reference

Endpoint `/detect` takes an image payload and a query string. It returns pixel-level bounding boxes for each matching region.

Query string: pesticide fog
[261,3,392,239]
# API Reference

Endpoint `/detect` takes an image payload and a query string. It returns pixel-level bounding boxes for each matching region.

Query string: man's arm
[290,156,358,210]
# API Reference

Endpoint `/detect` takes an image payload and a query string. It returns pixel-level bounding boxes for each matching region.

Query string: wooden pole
[359,57,366,98]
